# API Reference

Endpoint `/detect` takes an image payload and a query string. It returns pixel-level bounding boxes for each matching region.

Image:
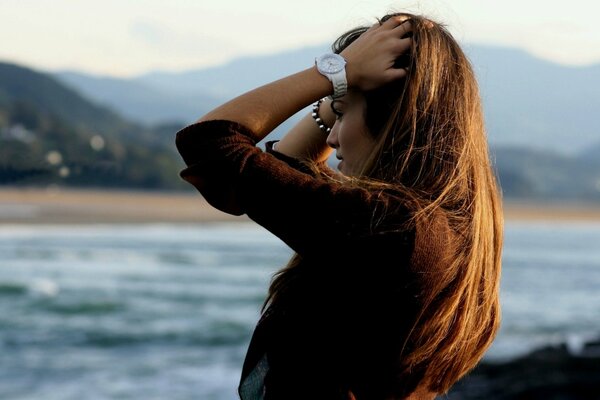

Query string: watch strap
[329,69,347,99]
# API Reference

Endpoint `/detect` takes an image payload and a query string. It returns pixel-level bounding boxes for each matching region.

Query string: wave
[81,325,252,348]
[0,280,59,297]
[42,301,124,315]
[0,282,28,296]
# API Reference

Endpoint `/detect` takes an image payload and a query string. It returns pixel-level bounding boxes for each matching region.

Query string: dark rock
[444,337,600,400]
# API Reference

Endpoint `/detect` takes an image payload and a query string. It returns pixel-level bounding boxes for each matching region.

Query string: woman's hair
[265,12,503,396]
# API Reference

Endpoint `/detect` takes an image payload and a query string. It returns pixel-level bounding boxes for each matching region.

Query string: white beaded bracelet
[311,98,331,134]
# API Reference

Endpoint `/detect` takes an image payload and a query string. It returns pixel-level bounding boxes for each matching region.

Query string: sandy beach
[1,187,599,224]
[0,187,245,224]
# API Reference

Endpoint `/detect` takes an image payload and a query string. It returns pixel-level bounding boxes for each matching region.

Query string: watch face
[317,54,346,74]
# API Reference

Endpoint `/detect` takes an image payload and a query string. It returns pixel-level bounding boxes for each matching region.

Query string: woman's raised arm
[198,67,332,143]
[197,17,412,144]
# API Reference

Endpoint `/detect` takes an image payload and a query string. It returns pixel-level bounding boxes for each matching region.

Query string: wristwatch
[315,53,347,99]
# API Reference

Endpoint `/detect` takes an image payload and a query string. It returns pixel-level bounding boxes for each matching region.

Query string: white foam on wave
[29,278,60,297]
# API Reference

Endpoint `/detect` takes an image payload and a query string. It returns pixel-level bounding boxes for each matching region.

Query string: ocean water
[0,221,599,399]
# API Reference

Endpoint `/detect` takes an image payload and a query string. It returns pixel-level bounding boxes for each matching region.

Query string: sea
[1,220,599,400]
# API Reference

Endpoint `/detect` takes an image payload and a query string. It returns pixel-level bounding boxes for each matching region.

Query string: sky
[1,0,599,77]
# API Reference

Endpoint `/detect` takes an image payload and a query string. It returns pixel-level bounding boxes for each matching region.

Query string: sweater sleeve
[175,119,410,256]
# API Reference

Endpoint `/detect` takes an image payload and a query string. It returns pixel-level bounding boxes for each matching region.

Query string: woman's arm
[197,17,413,144]
[274,97,335,163]
[198,67,332,143]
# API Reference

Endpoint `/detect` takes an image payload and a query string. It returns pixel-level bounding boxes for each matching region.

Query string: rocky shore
[446,337,600,399]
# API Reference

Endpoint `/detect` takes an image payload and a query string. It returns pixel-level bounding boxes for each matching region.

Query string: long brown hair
[265,12,503,396]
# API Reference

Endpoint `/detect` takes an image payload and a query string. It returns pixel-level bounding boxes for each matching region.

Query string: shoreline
[1,187,600,224]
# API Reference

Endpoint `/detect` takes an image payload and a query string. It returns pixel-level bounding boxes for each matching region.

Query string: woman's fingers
[383,19,413,55]
[386,65,409,81]
[370,19,413,56]
[394,36,412,54]
[381,15,410,30]
[394,21,413,38]
[341,16,414,90]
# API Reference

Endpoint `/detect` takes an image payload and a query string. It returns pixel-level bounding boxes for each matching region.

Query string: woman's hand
[341,16,413,92]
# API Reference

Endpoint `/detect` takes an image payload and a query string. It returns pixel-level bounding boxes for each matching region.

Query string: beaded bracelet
[311,98,331,134]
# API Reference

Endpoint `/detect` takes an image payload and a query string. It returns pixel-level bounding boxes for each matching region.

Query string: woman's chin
[338,161,356,176]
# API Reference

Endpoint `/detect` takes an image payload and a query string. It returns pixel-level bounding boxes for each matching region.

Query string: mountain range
[1,42,600,200]
[55,43,600,156]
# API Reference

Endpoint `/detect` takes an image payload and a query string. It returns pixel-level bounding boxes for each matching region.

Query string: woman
[176,12,503,400]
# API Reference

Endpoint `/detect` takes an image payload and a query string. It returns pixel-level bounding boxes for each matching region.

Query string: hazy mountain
[56,70,219,125]
[54,44,600,155]
[55,45,330,135]
[135,44,330,100]
[466,45,600,155]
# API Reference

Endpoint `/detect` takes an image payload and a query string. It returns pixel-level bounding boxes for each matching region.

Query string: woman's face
[326,91,376,176]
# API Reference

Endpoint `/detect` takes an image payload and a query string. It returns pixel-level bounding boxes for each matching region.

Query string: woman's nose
[326,123,339,148]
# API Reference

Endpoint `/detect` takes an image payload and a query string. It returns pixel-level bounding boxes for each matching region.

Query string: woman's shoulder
[410,207,457,273]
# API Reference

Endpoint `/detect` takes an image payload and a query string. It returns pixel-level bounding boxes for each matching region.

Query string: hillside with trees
[0,62,187,190]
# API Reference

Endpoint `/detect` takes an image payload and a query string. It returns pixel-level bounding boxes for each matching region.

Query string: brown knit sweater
[176,119,453,400]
